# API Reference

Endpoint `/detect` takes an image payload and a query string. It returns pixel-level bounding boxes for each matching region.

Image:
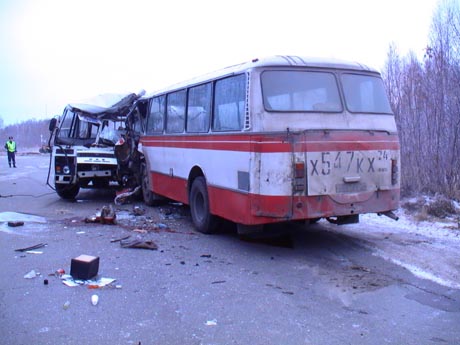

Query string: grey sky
[0,0,438,125]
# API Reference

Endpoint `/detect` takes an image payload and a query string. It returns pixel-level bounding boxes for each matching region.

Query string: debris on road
[99,205,116,224]
[114,186,141,205]
[120,238,158,250]
[61,275,116,288]
[159,205,188,220]
[133,228,148,234]
[15,243,47,252]
[350,265,372,273]
[84,216,98,223]
[8,221,24,227]
[55,268,65,277]
[132,206,146,216]
[110,235,131,243]
[24,270,38,279]
[91,294,99,306]
[70,254,99,280]
[84,205,116,225]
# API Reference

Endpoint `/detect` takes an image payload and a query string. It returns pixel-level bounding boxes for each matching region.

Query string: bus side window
[187,83,212,133]
[213,74,246,131]
[147,95,166,134]
[166,90,186,133]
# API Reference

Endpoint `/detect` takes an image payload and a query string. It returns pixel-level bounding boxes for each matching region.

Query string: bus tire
[189,177,218,234]
[141,163,163,206]
[55,183,80,200]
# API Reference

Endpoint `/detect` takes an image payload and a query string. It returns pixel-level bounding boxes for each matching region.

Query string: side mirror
[49,118,57,132]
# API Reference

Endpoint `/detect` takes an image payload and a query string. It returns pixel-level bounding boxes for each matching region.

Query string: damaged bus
[118,56,400,233]
[47,92,144,199]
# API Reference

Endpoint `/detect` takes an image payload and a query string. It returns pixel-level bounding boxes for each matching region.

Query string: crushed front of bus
[49,92,142,199]
[256,68,400,224]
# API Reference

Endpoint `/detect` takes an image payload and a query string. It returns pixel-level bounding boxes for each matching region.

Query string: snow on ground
[322,209,460,289]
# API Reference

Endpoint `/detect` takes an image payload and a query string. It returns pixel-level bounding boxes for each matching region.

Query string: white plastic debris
[24,270,37,279]
[91,294,99,306]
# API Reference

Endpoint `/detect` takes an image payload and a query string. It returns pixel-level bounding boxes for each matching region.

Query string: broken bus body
[48,92,143,199]
[121,56,400,233]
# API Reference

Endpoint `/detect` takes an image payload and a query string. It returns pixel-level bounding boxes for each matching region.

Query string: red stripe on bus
[141,132,399,153]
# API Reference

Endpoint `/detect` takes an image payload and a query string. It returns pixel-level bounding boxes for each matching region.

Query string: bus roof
[67,92,144,121]
[147,55,379,96]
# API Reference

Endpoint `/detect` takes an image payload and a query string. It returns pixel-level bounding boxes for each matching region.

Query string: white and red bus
[122,56,400,233]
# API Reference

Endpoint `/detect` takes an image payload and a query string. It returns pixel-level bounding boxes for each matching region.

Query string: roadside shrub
[424,196,457,218]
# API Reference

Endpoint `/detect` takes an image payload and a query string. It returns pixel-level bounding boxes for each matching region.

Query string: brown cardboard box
[70,255,99,280]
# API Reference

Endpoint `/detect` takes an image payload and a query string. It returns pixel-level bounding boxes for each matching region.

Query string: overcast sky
[0,0,439,125]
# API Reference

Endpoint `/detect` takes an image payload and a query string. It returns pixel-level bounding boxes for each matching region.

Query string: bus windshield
[261,70,342,112]
[341,74,393,114]
[56,109,100,146]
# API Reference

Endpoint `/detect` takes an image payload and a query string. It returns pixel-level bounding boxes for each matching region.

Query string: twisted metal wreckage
[46,91,147,202]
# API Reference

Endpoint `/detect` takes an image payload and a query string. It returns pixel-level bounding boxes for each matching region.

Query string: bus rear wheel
[55,183,80,200]
[189,177,217,234]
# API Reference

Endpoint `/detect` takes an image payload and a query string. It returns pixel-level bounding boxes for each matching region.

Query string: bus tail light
[391,159,398,185]
[294,162,305,192]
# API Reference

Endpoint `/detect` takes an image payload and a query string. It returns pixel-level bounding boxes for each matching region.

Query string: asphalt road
[0,154,459,345]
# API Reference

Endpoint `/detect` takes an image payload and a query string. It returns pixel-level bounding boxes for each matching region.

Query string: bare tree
[383,0,460,198]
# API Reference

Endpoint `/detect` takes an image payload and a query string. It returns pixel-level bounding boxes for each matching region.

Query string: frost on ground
[323,198,460,290]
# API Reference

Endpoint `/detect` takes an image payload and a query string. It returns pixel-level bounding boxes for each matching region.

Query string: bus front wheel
[55,183,80,200]
[189,177,217,234]
[141,163,164,206]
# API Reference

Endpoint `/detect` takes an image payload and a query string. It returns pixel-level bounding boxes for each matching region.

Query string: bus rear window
[261,71,342,112]
[341,74,393,114]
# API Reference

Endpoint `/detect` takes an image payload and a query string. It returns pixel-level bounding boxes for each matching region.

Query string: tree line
[0,118,52,150]
[382,0,460,198]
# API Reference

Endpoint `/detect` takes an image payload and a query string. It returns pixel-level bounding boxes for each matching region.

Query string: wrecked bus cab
[47,92,144,199]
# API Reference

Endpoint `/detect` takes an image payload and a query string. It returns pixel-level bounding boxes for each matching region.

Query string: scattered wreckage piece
[110,235,131,243]
[120,238,158,250]
[70,254,100,280]
[15,243,47,252]
[61,275,116,288]
[114,186,142,205]
[85,205,116,224]
[132,206,146,216]
[8,221,25,227]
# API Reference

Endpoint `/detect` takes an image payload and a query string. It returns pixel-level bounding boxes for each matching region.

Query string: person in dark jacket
[4,136,17,168]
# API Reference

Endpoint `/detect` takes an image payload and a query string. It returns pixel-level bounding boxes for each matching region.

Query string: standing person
[4,136,17,168]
